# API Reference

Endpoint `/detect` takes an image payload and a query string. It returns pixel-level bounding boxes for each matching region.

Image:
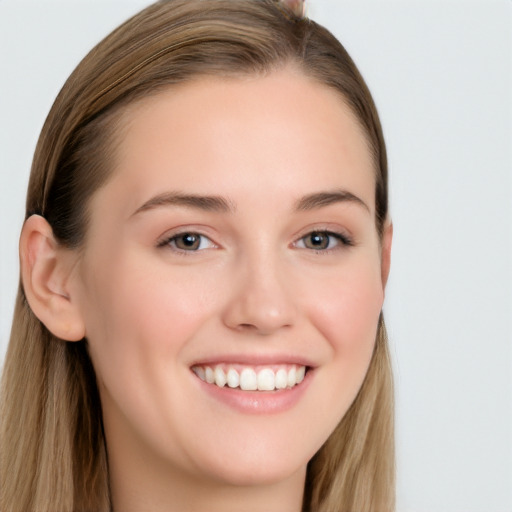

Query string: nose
[221,253,297,336]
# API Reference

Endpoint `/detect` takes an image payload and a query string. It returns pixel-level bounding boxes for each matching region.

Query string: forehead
[95,68,375,216]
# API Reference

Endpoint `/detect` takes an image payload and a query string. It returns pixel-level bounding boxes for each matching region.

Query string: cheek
[77,253,220,437]
[287,256,384,449]
[309,257,384,364]
[82,242,216,327]
[80,263,219,374]
[77,251,230,427]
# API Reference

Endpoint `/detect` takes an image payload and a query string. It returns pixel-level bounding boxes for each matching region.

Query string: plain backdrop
[1,1,511,511]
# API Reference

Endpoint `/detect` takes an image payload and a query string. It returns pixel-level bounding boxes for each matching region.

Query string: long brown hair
[0,1,394,510]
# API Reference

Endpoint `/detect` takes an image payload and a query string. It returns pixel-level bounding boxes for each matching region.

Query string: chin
[206,458,306,487]
[189,435,312,488]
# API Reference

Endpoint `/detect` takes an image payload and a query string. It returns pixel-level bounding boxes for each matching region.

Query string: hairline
[78,61,379,247]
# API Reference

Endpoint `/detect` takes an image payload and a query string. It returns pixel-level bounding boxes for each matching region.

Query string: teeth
[192,366,205,381]
[214,366,227,388]
[192,364,307,392]
[205,366,215,384]
[287,366,296,388]
[226,368,239,388]
[240,368,257,391]
[257,368,275,391]
[275,368,288,390]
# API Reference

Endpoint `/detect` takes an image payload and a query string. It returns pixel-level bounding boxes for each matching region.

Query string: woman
[0,1,394,510]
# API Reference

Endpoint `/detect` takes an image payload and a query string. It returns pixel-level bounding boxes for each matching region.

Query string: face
[70,68,388,489]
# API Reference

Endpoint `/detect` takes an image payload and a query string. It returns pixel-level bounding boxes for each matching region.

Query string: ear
[380,220,393,290]
[20,215,85,341]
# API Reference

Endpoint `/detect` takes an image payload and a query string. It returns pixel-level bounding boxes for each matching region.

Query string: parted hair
[0,1,394,511]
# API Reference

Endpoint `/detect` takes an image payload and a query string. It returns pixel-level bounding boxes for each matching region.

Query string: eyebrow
[132,192,235,216]
[132,188,369,217]
[294,189,370,213]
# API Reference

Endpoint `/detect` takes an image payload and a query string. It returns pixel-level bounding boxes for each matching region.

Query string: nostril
[239,323,255,330]
[234,322,292,336]
[235,323,263,334]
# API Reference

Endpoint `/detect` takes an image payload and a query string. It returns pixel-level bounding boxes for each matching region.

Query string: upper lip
[189,353,316,368]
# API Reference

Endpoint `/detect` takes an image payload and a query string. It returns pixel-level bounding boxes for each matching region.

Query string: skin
[22,67,391,512]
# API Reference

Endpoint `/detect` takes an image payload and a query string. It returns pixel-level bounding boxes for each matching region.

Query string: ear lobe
[380,221,393,290]
[20,215,85,342]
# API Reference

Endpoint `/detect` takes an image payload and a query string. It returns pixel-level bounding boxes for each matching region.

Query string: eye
[295,230,351,251]
[159,232,216,252]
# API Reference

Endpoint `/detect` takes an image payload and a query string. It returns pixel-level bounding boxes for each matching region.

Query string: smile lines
[192,364,306,391]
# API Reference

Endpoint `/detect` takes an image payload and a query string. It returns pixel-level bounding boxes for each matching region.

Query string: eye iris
[176,233,200,250]
[306,232,329,250]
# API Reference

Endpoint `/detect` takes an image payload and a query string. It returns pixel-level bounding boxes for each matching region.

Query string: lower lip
[193,369,313,414]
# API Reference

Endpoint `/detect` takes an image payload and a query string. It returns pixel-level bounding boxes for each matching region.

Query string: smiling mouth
[191,364,307,392]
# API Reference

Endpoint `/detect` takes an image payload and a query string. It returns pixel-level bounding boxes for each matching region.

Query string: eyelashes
[157,229,353,255]
[293,231,352,252]
[157,232,217,252]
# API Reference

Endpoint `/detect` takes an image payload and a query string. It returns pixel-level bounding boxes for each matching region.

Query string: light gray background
[1,1,511,511]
